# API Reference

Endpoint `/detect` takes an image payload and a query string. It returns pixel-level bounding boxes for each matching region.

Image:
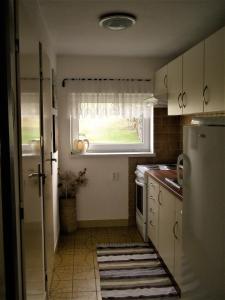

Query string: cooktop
[136,164,177,174]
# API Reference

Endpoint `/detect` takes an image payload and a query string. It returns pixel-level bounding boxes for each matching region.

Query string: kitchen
[0,0,225,300]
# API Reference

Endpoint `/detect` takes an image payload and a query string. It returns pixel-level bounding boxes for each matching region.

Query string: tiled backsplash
[128,108,181,225]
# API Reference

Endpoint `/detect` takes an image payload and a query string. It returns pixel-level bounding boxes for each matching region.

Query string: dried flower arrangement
[58,168,87,200]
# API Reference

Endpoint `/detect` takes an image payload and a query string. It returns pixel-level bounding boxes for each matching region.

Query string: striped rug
[96,243,179,300]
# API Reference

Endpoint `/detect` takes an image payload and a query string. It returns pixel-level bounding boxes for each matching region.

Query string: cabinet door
[147,177,159,200]
[168,56,183,115]
[147,177,159,248]
[148,197,159,248]
[154,65,168,96]
[158,186,175,275]
[204,27,225,112]
[182,41,204,114]
[174,199,183,287]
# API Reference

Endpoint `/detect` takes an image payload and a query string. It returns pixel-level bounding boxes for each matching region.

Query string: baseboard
[77,219,128,228]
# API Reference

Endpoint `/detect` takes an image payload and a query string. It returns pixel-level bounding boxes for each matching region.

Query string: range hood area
[144,93,168,107]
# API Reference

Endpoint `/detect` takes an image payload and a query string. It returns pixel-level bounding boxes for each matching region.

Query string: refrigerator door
[182,124,225,300]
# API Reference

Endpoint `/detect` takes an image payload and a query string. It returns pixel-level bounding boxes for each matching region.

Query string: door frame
[0,0,23,298]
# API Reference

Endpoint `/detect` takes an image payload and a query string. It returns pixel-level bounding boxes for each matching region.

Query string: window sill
[71,152,156,158]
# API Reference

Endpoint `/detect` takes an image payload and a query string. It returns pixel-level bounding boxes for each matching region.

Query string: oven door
[135,179,146,221]
[135,178,147,241]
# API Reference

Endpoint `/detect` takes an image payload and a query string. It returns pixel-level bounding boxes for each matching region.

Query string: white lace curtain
[65,79,155,119]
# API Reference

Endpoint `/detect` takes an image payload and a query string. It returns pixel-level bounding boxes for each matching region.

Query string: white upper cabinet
[165,26,225,115]
[182,41,204,114]
[203,27,225,112]
[154,65,168,96]
[167,56,183,115]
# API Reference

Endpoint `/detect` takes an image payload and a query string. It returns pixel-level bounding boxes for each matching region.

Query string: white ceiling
[39,0,225,58]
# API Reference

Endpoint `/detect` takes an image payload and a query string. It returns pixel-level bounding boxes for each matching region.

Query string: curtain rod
[62,77,151,88]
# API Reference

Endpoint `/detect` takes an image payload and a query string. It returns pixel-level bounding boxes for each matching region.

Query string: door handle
[203,85,209,105]
[182,91,186,108]
[28,164,45,196]
[28,172,39,178]
[150,220,155,227]
[157,190,162,205]
[177,92,182,108]
[173,221,178,239]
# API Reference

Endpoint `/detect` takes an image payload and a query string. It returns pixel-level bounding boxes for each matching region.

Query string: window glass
[79,114,144,144]
[21,93,40,155]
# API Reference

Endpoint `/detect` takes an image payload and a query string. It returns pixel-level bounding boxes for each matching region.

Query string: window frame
[70,105,154,154]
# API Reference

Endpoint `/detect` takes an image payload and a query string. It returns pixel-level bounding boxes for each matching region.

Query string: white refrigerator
[181,117,225,300]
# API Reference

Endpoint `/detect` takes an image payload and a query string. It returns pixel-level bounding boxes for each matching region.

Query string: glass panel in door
[19,1,46,299]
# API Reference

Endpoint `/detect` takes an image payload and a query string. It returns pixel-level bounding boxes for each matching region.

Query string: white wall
[57,55,167,222]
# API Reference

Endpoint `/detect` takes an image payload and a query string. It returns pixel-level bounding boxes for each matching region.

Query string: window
[76,102,152,153]
[21,92,40,155]
[66,79,154,154]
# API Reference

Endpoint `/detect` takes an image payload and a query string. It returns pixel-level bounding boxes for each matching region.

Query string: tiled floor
[49,226,143,300]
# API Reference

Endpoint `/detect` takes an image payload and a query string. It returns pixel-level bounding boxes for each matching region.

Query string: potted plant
[58,168,87,233]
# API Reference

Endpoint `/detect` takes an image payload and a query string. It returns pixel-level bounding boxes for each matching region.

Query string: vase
[59,197,77,233]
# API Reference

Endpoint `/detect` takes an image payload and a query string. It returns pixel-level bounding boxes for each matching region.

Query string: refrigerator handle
[177,153,184,186]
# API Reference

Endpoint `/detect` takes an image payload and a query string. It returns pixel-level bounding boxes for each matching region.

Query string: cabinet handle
[178,92,182,108]
[203,85,209,105]
[173,221,178,239]
[182,91,186,108]
[164,74,168,89]
[158,190,162,206]
[150,220,155,227]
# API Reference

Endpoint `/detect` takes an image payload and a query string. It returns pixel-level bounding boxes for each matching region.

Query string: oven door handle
[135,179,145,187]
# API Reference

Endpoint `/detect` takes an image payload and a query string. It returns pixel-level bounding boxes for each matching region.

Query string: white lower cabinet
[158,186,176,275]
[174,199,183,287]
[147,176,183,286]
[147,177,159,248]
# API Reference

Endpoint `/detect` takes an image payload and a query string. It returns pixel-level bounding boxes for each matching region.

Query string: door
[167,56,183,115]
[42,50,55,289]
[19,2,46,299]
[204,27,225,112]
[158,186,175,275]
[183,124,225,299]
[182,42,204,114]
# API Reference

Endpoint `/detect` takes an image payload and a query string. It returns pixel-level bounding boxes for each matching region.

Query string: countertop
[146,169,183,201]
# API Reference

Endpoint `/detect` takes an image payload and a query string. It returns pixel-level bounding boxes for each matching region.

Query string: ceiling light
[99,13,136,31]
